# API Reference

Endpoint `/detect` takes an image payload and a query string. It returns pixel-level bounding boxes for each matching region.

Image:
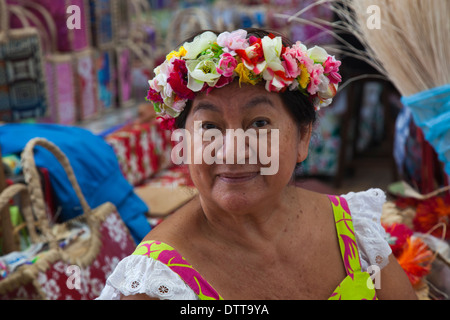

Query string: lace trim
[342,188,392,271]
[96,255,198,300]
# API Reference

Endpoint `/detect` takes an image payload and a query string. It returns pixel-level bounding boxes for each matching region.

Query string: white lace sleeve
[341,188,392,272]
[96,255,198,300]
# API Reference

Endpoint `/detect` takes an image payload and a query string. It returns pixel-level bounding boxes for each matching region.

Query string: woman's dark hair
[174,28,317,135]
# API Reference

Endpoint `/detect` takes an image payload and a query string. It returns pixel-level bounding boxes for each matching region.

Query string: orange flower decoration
[413,195,450,239]
[396,237,434,287]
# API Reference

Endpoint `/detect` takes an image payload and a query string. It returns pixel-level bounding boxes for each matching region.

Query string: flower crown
[146,29,342,129]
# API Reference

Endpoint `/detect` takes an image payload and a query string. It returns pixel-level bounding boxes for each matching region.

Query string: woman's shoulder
[339,188,392,271]
[142,196,202,244]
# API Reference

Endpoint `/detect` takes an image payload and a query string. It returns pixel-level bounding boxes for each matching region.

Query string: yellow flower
[166,46,187,61]
[298,64,310,89]
[235,63,260,86]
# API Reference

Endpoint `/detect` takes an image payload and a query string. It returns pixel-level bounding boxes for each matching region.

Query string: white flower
[261,36,291,91]
[183,31,217,60]
[261,36,284,73]
[149,62,174,101]
[307,46,328,63]
[318,74,330,94]
[186,59,221,92]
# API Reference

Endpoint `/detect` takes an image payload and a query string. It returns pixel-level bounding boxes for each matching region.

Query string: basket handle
[7,5,31,28]
[0,0,9,37]
[21,138,93,240]
[15,0,59,53]
[0,184,41,245]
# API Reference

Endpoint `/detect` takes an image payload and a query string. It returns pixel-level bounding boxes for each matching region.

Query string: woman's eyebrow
[193,102,221,114]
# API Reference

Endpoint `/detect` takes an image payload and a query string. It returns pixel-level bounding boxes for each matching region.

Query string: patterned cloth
[327,195,377,300]
[132,195,377,300]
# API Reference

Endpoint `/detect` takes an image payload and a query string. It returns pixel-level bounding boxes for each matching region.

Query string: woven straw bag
[0,138,136,299]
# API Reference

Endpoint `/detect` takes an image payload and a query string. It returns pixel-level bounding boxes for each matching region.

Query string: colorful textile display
[106,119,175,187]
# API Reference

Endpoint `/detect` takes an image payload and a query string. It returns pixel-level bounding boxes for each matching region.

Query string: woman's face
[184,81,311,214]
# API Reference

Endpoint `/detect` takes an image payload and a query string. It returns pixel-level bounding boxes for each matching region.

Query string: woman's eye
[251,119,269,128]
[202,122,218,130]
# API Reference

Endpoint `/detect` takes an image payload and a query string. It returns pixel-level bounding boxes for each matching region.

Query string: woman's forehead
[192,82,281,114]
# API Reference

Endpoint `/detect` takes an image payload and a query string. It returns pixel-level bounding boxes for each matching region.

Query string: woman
[98,28,417,300]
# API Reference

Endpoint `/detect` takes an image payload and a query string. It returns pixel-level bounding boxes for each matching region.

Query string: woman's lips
[217,172,259,183]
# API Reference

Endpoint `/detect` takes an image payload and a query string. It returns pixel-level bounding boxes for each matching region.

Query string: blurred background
[1,0,428,194]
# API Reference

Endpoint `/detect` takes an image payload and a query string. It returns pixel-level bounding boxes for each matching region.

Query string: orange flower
[413,195,450,239]
[396,237,433,287]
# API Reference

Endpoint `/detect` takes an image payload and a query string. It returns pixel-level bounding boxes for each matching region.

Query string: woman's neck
[197,185,306,252]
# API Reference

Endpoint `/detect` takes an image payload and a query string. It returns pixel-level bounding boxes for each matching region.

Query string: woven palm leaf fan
[332,0,450,177]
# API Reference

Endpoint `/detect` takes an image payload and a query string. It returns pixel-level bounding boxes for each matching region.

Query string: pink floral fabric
[327,195,377,300]
[133,241,222,300]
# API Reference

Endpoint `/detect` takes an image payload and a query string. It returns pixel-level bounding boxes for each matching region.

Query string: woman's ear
[296,124,312,163]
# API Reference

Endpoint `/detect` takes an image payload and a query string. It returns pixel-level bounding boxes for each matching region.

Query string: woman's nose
[216,129,257,165]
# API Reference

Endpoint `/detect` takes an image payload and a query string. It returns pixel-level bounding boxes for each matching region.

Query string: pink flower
[323,56,342,84]
[217,53,237,77]
[285,42,314,72]
[216,29,249,55]
[281,42,317,87]
[214,75,234,89]
[281,51,301,79]
[307,64,324,95]
[201,75,234,95]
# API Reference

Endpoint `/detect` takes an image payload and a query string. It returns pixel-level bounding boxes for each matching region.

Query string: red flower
[413,195,450,239]
[168,59,195,100]
[235,37,265,73]
[146,87,163,103]
[395,197,420,209]
[157,116,176,131]
[383,223,414,256]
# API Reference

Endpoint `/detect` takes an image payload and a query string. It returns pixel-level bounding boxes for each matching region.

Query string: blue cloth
[0,124,151,243]
[401,84,450,176]
[394,106,412,176]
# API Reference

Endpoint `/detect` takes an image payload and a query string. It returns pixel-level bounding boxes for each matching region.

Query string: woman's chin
[210,185,267,213]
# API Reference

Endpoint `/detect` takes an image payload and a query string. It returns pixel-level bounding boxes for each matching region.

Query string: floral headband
[146,29,342,129]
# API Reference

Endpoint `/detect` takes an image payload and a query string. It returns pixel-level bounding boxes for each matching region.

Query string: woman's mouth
[217,172,259,183]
